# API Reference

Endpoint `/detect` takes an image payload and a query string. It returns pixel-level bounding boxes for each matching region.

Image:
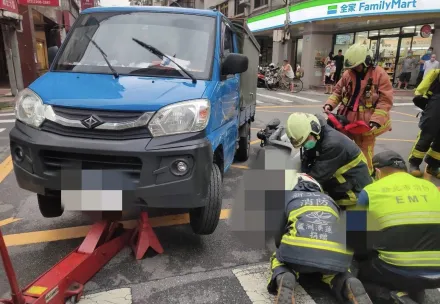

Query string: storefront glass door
[377,37,399,83]
[395,37,414,86]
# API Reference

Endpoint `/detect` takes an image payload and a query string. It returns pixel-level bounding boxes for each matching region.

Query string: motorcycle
[257,65,267,88]
[264,66,281,90]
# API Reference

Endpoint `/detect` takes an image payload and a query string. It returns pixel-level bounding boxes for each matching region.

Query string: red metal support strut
[0,211,163,304]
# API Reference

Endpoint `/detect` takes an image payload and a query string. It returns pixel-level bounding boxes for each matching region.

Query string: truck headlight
[15,88,50,128]
[148,99,210,137]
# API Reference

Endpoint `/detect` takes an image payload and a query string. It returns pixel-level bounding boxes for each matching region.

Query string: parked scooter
[257,65,267,88]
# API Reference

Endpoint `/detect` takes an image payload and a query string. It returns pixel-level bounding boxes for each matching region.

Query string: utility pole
[282,0,291,44]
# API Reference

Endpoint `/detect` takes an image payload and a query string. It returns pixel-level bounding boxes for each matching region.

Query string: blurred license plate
[62,190,123,211]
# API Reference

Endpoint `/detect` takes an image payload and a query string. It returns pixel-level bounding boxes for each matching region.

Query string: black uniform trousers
[409,94,440,168]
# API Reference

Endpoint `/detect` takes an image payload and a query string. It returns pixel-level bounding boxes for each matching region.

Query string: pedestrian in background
[396,51,418,90]
[423,53,439,79]
[416,46,434,85]
[333,49,345,83]
[324,51,334,65]
[323,60,336,94]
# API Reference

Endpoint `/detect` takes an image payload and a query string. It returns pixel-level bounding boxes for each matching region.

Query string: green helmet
[344,44,374,69]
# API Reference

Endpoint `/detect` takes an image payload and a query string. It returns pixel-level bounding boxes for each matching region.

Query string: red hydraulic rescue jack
[0,211,164,304]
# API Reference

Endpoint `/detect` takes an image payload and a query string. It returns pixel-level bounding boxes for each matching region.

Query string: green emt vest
[364,172,440,267]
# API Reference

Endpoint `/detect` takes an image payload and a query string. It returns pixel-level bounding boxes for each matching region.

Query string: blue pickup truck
[9,6,259,235]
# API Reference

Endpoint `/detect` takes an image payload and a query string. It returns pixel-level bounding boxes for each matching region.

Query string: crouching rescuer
[324,43,393,174]
[285,112,372,207]
[355,150,440,303]
[408,68,440,178]
[267,172,372,304]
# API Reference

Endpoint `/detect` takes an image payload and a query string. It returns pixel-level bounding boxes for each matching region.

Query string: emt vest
[364,172,440,268]
[277,190,353,273]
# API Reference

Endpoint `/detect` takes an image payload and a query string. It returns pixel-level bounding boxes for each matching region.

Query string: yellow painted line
[231,165,249,169]
[250,139,260,145]
[390,110,417,118]
[4,209,232,247]
[0,217,22,227]
[0,155,13,183]
[377,138,415,143]
[392,120,417,123]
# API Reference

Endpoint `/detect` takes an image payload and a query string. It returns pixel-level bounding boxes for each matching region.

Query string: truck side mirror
[48,46,59,67]
[221,53,248,76]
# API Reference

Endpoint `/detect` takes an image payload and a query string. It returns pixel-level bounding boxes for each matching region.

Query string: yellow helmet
[344,43,374,69]
[285,112,321,148]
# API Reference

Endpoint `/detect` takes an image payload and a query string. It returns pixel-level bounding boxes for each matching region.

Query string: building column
[431,20,440,54]
[271,29,292,66]
[300,22,333,90]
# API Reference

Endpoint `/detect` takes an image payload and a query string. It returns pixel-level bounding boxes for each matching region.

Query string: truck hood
[29,72,211,111]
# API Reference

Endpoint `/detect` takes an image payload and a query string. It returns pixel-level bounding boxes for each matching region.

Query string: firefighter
[323,43,393,174]
[408,68,440,178]
[354,150,440,303]
[285,112,372,207]
[268,172,373,304]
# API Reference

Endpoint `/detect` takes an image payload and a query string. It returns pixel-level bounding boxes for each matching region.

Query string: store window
[254,0,268,9]
[402,26,415,34]
[355,31,369,46]
[368,30,379,38]
[334,33,354,55]
[234,0,244,15]
[380,28,400,36]
[216,1,228,16]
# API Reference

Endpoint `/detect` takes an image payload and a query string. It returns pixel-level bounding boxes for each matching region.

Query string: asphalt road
[0,89,439,304]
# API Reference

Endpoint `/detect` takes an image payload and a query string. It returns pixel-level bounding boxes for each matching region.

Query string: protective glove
[369,121,381,131]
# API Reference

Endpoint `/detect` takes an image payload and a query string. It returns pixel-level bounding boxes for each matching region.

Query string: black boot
[343,277,373,304]
[390,291,418,304]
[409,163,423,178]
[275,272,296,304]
[426,166,440,179]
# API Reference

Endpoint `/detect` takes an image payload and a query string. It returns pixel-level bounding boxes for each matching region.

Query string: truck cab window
[222,23,234,57]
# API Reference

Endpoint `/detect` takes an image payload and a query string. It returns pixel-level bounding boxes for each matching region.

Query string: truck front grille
[41,150,143,182]
[41,106,152,140]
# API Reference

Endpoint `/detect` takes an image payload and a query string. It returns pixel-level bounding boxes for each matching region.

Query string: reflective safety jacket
[415,68,440,98]
[364,172,440,268]
[325,66,393,137]
[275,181,353,273]
[302,115,373,206]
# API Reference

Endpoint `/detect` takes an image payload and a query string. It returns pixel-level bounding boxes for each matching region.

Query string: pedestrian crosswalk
[256,88,414,107]
[0,111,15,134]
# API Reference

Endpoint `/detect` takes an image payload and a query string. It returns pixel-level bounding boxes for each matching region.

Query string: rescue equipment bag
[327,113,371,135]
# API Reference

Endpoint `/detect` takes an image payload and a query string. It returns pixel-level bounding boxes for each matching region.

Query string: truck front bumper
[10,121,213,209]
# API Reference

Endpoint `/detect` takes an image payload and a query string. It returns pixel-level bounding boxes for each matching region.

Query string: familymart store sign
[247,0,440,32]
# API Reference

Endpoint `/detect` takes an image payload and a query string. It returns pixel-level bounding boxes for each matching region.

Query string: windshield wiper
[84,34,119,79]
[132,38,197,84]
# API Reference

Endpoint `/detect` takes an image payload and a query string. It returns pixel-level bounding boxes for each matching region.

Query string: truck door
[220,19,240,167]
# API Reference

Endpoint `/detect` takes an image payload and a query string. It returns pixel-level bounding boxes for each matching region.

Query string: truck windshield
[53,12,216,80]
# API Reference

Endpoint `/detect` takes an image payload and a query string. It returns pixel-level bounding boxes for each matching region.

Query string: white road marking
[276,92,322,103]
[232,263,317,304]
[0,112,14,116]
[0,119,14,123]
[392,103,414,106]
[257,93,292,103]
[0,128,5,133]
[257,100,264,104]
[78,288,132,304]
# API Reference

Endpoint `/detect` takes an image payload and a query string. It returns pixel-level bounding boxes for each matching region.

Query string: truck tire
[189,163,222,235]
[235,122,250,162]
[37,194,64,218]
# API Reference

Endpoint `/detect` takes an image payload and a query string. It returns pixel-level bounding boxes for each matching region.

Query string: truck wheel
[37,194,64,218]
[189,163,222,235]
[235,122,250,162]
